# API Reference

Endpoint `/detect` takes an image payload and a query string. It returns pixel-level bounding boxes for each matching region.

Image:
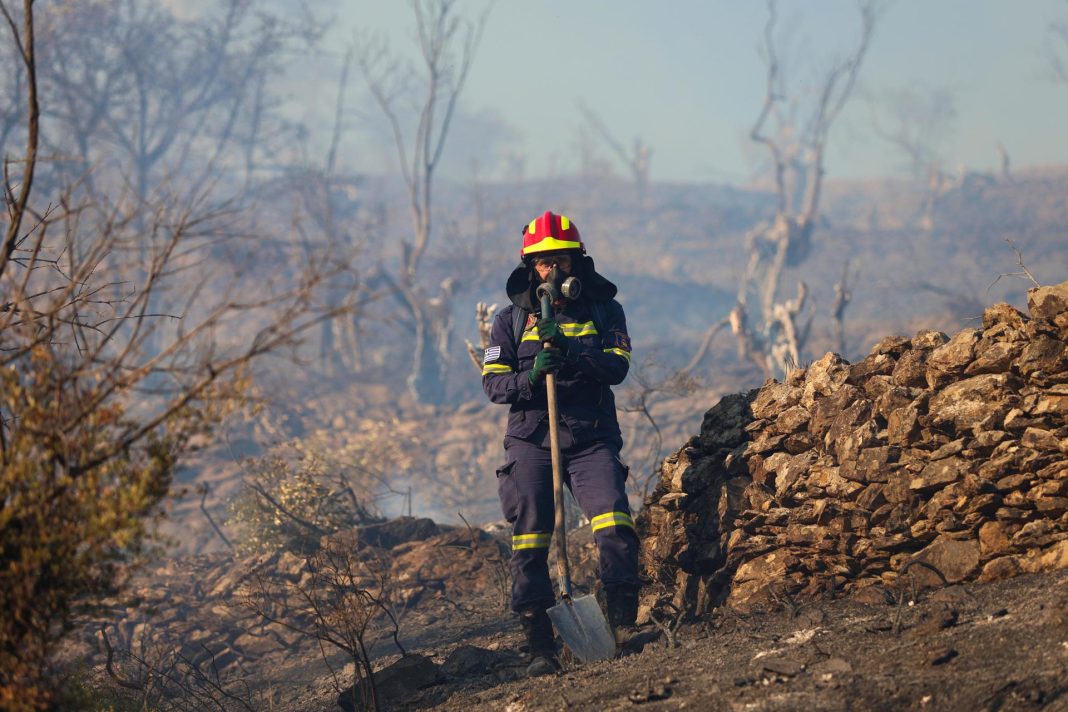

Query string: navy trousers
[496,433,640,612]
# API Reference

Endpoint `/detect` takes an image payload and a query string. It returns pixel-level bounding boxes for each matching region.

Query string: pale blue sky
[329,0,1068,184]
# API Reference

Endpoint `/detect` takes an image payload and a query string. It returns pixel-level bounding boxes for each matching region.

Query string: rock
[892,349,929,388]
[774,405,811,434]
[875,386,923,419]
[887,402,922,447]
[926,647,958,665]
[772,452,815,499]
[1026,392,1068,417]
[964,340,1024,376]
[913,330,949,350]
[826,398,874,452]
[1016,337,1067,380]
[980,555,1024,582]
[338,654,439,711]
[669,450,721,493]
[354,517,440,550]
[863,374,895,400]
[801,353,851,409]
[926,329,980,389]
[928,438,966,461]
[1011,520,1061,548]
[909,606,959,637]
[639,293,1068,616]
[869,335,912,357]
[747,431,787,455]
[700,391,758,450]
[783,432,816,454]
[442,645,506,678]
[1027,540,1068,572]
[994,473,1031,492]
[760,655,805,676]
[909,536,980,585]
[972,430,1009,451]
[982,303,1027,330]
[856,484,888,512]
[848,353,896,384]
[855,447,894,481]
[979,521,1012,556]
[928,374,1018,432]
[1027,280,1068,320]
[749,383,799,422]
[1021,427,1067,454]
[810,385,865,438]
[718,477,751,523]
[729,551,795,607]
[275,551,307,581]
[810,657,854,676]
[910,457,968,493]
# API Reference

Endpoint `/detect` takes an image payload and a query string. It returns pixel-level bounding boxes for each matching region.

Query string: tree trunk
[407,303,449,405]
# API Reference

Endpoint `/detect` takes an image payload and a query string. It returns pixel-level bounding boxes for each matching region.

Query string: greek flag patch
[483,345,502,364]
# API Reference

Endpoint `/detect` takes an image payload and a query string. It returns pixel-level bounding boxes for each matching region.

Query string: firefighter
[482,211,642,676]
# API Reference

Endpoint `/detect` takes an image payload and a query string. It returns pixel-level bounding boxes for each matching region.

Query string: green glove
[528,347,563,384]
[537,317,570,353]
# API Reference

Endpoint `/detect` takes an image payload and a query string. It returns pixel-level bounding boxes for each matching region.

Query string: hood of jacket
[505,254,617,313]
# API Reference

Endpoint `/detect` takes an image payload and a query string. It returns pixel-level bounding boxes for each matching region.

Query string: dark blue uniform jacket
[481,257,632,449]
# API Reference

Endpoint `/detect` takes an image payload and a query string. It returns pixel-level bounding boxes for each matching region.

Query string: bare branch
[0,0,38,283]
[831,260,855,356]
[988,238,1042,292]
[355,0,489,403]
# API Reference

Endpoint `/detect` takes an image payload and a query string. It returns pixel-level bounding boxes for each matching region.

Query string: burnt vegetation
[1,0,1067,710]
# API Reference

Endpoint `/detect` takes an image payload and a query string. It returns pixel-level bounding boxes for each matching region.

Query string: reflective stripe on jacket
[482,298,631,447]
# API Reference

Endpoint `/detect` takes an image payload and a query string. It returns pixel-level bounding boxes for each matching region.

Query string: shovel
[536,284,617,664]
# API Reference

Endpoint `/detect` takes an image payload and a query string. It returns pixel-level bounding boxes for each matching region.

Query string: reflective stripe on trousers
[496,436,639,612]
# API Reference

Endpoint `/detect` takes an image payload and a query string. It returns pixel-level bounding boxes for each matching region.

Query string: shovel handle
[545,370,572,600]
[539,290,572,600]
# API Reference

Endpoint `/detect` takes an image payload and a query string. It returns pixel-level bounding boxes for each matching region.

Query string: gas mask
[543,265,582,301]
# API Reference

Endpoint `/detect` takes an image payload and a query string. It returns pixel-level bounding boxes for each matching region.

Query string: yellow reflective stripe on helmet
[482,363,514,375]
[524,236,582,253]
[591,511,634,532]
[528,219,538,234]
[591,511,634,531]
[560,215,570,230]
[604,347,631,363]
[512,532,552,550]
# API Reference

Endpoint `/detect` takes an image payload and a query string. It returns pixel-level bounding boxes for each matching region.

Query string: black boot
[519,606,558,676]
[605,585,658,656]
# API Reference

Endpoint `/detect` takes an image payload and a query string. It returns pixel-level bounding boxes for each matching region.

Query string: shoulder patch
[525,313,538,330]
[613,332,632,351]
[483,345,502,364]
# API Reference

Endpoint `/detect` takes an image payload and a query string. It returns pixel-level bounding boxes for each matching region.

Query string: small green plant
[228,444,382,557]
[53,666,140,712]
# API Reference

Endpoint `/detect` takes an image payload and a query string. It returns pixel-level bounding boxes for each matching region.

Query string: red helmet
[520,211,584,259]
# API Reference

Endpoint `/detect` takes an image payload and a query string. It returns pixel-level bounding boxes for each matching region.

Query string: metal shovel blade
[546,595,616,663]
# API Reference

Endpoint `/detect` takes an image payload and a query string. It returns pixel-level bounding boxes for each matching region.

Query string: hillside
[67,282,1068,710]
[163,166,1068,559]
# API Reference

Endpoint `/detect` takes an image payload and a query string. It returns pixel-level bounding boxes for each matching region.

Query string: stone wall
[637,281,1068,615]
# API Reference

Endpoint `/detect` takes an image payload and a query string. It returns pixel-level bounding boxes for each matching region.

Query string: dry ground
[419,568,1068,712]
[70,530,1068,711]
